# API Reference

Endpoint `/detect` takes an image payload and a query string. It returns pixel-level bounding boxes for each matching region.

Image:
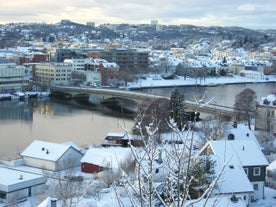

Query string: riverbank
[126,74,276,89]
[0,91,50,101]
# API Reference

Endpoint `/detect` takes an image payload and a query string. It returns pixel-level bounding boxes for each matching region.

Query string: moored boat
[0,93,12,101]
[13,91,26,101]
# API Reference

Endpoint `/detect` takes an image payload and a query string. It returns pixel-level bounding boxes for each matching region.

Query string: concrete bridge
[50,85,165,113]
[50,85,236,117]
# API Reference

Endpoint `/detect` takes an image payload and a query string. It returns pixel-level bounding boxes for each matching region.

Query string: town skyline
[1,0,275,30]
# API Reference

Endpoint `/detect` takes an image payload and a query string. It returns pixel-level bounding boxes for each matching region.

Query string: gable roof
[198,137,268,195]
[81,147,132,170]
[226,123,256,140]
[21,140,80,162]
[210,154,254,195]
[209,139,268,167]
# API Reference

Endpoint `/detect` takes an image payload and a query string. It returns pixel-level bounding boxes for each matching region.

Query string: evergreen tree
[170,89,187,130]
[188,155,216,199]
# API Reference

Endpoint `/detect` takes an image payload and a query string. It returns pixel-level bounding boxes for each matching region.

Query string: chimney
[51,198,57,207]
[233,121,237,128]
[19,175,23,180]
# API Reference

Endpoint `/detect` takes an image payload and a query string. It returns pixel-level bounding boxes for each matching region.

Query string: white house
[199,135,268,205]
[21,140,84,171]
[0,166,47,204]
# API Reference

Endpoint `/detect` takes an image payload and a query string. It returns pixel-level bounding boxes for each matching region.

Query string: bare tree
[233,88,257,129]
[113,92,224,207]
[45,168,84,207]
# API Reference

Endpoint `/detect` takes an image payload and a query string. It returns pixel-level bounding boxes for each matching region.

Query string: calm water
[141,82,276,107]
[0,98,134,157]
[0,82,275,157]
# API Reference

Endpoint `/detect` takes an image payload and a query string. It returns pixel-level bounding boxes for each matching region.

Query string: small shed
[0,166,47,203]
[81,147,132,173]
[21,140,84,171]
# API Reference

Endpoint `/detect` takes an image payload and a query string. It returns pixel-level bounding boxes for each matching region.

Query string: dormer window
[253,167,261,176]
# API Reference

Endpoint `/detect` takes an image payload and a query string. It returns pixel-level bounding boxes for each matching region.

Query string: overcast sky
[0,0,275,29]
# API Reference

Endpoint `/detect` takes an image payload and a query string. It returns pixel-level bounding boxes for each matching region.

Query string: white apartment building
[64,58,88,71]
[34,63,72,85]
[64,58,100,71]
[0,63,30,91]
[239,70,265,80]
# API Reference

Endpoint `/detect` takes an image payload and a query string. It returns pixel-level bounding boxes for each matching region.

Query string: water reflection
[0,98,135,158]
[0,100,33,122]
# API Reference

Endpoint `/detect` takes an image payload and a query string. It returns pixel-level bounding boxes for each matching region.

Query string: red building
[80,147,132,173]
[99,62,119,85]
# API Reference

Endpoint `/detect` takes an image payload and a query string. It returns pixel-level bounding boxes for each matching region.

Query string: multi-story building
[34,63,72,85]
[100,48,149,71]
[65,58,119,86]
[53,47,149,72]
[0,63,30,91]
[255,94,276,135]
[54,48,86,62]
[99,62,120,85]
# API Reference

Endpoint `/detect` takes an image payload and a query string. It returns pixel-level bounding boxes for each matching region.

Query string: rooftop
[0,166,46,192]
[21,140,79,162]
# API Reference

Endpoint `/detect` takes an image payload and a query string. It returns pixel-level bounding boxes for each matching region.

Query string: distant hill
[0,20,275,50]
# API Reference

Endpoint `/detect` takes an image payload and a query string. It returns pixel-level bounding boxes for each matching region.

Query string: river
[0,82,275,157]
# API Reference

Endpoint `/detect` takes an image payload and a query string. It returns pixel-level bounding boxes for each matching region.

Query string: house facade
[0,63,30,91]
[34,63,72,85]
[99,62,120,85]
[21,140,83,171]
[101,48,149,71]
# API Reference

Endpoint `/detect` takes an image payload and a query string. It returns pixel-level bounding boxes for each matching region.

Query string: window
[244,168,248,176]
[253,183,258,191]
[253,167,261,176]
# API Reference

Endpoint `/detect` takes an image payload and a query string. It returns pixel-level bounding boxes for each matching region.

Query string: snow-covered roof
[199,136,268,195]
[211,154,254,195]
[100,62,118,67]
[226,124,256,140]
[259,94,276,107]
[21,140,80,162]
[106,132,125,137]
[187,195,247,207]
[0,166,46,192]
[209,139,268,167]
[81,147,132,170]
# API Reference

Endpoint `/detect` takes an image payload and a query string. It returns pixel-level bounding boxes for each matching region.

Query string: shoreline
[126,75,276,90]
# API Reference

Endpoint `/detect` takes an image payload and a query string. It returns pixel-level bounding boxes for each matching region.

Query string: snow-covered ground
[126,74,276,89]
